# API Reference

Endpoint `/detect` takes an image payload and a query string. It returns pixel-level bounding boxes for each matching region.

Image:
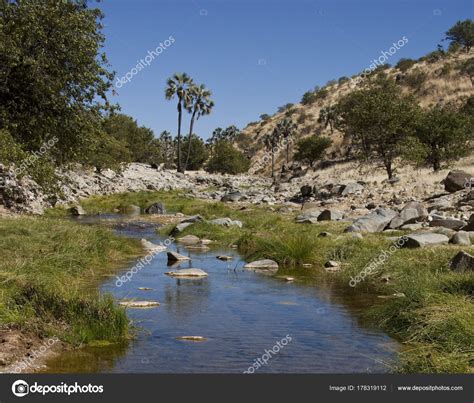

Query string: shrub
[403,69,427,91]
[260,114,271,121]
[206,141,250,174]
[293,136,331,167]
[395,58,416,72]
[338,76,350,84]
[177,134,208,170]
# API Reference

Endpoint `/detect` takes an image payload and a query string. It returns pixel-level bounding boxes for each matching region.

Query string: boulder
[69,205,86,215]
[216,255,233,261]
[144,202,166,215]
[244,259,279,273]
[340,182,363,196]
[450,251,474,272]
[165,268,208,277]
[444,170,471,193]
[181,215,204,224]
[389,201,428,229]
[300,185,313,197]
[429,218,466,230]
[295,210,321,224]
[461,214,474,231]
[221,192,244,202]
[345,208,397,233]
[141,239,167,252]
[450,231,471,246]
[318,209,344,221]
[167,251,191,262]
[400,223,424,231]
[170,222,193,235]
[403,233,449,248]
[208,217,243,228]
[177,235,201,244]
[119,300,160,308]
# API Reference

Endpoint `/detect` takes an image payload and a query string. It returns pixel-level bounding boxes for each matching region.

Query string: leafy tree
[177,134,208,170]
[460,57,474,84]
[409,105,473,171]
[85,132,131,173]
[0,0,115,165]
[184,84,214,171]
[264,129,281,178]
[165,73,194,172]
[318,105,338,134]
[206,141,250,174]
[275,118,296,164]
[260,114,271,121]
[277,103,294,113]
[395,58,416,72]
[334,77,419,179]
[293,136,331,168]
[445,19,474,52]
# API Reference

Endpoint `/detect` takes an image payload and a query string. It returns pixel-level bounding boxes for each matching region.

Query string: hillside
[238,50,474,175]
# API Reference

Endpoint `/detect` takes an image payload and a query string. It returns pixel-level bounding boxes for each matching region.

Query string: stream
[44,216,400,373]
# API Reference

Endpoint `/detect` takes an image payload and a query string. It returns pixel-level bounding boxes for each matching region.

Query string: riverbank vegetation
[70,190,473,373]
[0,217,142,346]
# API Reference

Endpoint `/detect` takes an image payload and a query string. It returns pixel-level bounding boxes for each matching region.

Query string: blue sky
[99,0,472,139]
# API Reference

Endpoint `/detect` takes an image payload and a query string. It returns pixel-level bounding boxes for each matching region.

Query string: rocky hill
[238,50,474,175]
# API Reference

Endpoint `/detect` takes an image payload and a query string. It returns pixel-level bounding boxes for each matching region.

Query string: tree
[165,73,194,172]
[275,118,296,164]
[221,125,240,143]
[334,76,419,179]
[445,19,474,52]
[177,134,208,170]
[260,114,271,121]
[159,130,174,168]
[293,136,331,168]
[318,105,338,134]
[409,105,473,171]
[206,141,250,174]
[0,0,115,165]
[264,129,281,178]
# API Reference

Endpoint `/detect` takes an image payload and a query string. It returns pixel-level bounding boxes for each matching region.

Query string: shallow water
[44,218,400,373]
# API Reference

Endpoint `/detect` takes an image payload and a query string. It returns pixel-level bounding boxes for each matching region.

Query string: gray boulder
[296,210,321,224]
[244,259,279,273]
[208,217,243,228]
[144,202,166,215]
[318,209,344,221]
[221,192,244,202]
[340,182,364,196]
[345,208,397,233]
[450,251,474,272]
[167,251,191,262]
[389,201,428,229]
[69,205,86,215]
[450,231,471,246]
[444,170,471,193]
[171,222,193,235]
[165,268,208,277]
[403,232,449,248]
[461,214,474,231]
[429,218,466,230]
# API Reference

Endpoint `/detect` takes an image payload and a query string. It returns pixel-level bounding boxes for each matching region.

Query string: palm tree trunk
[177,101,183,173]
[271,151,275,178]
[184,108,197,171]
[286,141,290,165]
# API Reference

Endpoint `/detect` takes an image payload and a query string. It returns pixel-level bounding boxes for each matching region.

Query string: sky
[99,0,473,140]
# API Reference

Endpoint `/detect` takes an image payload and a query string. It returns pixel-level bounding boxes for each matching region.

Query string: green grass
[0,217,142,345]
[48,191,474,372]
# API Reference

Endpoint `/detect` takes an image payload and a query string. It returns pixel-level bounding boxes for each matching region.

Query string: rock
[167,251,191,262]
[429,218,466,230]
[138,287,153,291]
[366,202,377,210]
[182,215,204,224]
[403,233,449,248]
[216,255,233,261]
[295,210,321,224]
[324,260,340,268]
[69,205,86,215]
[300,185,313,197]
[385,177,401,185]
[165,268,208,277]
[461,214,474,231]
[177,235,201,244]
[176,336,207,342]
[318,231,332,237]
[400,223,424,231]
[444,170,471,193]
[340,182,363,196]
[450,231,471,246]
[389,201,428,229]
[450,250,474,272]
[318,209,344,221]
[171,222,193,235]
[345,208,397,233]
[244,259,279,272]
[141,239,166,252]
[200,239,213,245]
[119,300,160,308]
[144,202,166,215]
[208,217,243,228]
[221,192,244,202]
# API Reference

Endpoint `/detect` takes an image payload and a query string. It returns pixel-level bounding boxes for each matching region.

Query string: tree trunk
[184,108,197,172]
[176,101,183,173]
[385,161,393,180]
[271,152,275,178]
[433,159,441,171]
[286,141,290,164]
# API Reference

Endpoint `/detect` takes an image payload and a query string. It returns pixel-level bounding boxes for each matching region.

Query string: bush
[293,136,331,167]
[403,69,427,91]
[260,114,271,121]
[206,141,250,174]
[396,58,416,72]
[338,76,350,84]
[178,134,208,170]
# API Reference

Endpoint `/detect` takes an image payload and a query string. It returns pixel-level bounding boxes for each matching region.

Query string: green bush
[396,58,416,72]
[206,141,250,174]
[293,136,331,167]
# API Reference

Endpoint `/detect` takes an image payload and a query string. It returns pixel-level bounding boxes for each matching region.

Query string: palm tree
[184,84,214,171]
[264,128,281,178]
[158,130,174,169]
[275,117,296,164]
[318,105,337,134]
[222,125,240,143]
[165,73,194,172]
